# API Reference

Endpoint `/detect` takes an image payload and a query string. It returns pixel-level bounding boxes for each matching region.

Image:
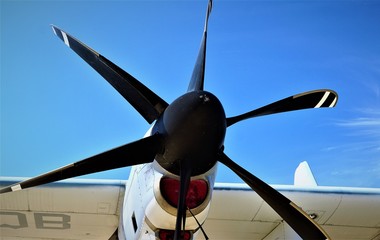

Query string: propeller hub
[153,91,226,175]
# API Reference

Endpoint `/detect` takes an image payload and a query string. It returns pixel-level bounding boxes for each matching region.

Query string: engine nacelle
[118,127,217,240]
[145,161,216,236]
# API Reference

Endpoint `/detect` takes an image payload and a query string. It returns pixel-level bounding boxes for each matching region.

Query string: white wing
[202,183,380,240]
[0,177,126,240]
[2,175,380,240]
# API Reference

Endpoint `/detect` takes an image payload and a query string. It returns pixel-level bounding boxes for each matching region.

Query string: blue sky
[1,0,379,188]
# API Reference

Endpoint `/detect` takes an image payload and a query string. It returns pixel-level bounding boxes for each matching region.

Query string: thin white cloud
[337,117,380,140]
[338,117,380,127]
[332,106,380,154]
[330,162,380,187]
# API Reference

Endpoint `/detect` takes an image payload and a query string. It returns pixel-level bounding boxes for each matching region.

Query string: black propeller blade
[227,89,338,126]
[174,161,192,240]
[187,0,212,92]
[0,134,162,194]
[51,25,168,124]
[218,152,331,240]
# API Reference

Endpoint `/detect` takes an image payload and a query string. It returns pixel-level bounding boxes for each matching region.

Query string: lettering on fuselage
[0,211,71,229]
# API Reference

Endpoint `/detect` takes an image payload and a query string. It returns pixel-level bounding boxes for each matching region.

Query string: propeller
[0,134,163,194]
[1,0,337,239]
[51,25,168,124]
[227,89,338,127]
[218,152,331,240]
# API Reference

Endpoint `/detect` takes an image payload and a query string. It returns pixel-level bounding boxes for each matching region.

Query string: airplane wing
[0,177,125,240]
[204,183,380,240]
[2,175,379,240]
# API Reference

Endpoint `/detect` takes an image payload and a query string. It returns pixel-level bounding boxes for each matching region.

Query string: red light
[158,229,191,240]
[160,177,208,209]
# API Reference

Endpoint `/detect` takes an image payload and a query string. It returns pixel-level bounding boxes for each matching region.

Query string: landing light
[160,177,208,209]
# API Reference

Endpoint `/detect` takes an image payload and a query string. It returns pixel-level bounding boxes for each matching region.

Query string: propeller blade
[174,161,192,240]
[187,0,212,92]
[0,134,163,194]
[218,152,331,240]
[51,25,168,124]
[227,89,338,126]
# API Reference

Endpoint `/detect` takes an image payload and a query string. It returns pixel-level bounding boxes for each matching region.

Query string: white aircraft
[1,0,379,239]
[1,162,380,240]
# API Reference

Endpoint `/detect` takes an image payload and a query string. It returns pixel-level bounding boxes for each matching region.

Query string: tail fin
[294,161,318,187]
